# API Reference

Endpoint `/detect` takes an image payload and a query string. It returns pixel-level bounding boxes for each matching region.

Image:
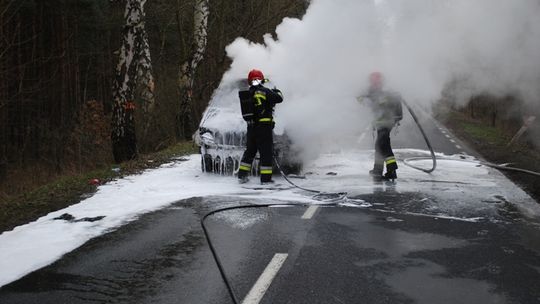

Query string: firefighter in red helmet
[238,69,283,184]
[358,72,403,181]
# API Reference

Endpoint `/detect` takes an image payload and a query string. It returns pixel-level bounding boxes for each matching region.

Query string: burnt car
[195,79,302,176]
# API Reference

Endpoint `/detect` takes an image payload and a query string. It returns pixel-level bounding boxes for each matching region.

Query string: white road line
[449,139,456,143]
[456,145,462,149]
[445,134,451,138]
[242,253,288,304]
[301,205,319,219]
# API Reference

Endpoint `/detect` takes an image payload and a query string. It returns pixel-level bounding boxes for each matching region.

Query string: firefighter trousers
[238,124,274,182]
[373,127,398,174]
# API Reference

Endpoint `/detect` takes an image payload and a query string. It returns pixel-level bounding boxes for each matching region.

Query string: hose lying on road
[273,155,348,201]
[400,101,540,178]
[204,151,366,303]
[404,156,540,178]
[201,202,337,304]
[273,155,320,194]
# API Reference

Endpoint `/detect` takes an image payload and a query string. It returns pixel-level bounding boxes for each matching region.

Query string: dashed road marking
[242,253,288,304]
[438,127,464,151]
[301,205,319,219]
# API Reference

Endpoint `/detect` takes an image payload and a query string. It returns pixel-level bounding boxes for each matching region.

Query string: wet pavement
[1,194,540,304]
[0,198,232,304]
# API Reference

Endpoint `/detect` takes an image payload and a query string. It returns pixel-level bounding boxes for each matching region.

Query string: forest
[0,0,308,197]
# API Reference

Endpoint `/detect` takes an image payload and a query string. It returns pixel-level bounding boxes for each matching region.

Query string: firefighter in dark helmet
[358,72,403,181]
[238,69,283,184]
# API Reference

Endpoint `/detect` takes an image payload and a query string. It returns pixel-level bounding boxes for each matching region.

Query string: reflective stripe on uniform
[385,157,397,165]
[254,92,267,100]
[259,118,272,122]
[254,92,266,106]
[239,162,251,171]
[260,166,273,175]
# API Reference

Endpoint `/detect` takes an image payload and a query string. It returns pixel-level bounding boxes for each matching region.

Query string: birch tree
[177,0,209,139]
[111,0,156,162]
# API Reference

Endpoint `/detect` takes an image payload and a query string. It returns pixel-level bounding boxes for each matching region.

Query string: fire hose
[402,100,540,177]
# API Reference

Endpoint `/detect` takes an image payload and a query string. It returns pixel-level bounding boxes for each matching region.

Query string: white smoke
[209,0,540,159]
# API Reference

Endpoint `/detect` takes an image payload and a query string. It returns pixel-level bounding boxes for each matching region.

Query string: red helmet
[369,71,383,89]
[248,69,265,83]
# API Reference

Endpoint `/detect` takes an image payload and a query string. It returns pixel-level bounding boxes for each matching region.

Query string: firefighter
[238,69,283,184]
[358,72,403,181]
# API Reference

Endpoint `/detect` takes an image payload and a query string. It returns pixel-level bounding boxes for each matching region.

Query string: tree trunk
[177,0,209,140]
[137,20,156,142]
[111,0,153,163]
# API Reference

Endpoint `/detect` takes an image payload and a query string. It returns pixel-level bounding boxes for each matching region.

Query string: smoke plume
[209,0,540,158]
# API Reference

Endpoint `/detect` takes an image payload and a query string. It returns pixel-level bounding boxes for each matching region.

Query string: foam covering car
[195,78,302,176]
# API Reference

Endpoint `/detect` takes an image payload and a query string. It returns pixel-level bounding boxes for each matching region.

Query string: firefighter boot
[383,170,397,182]
[260,172,274,185]
[383,157,398,181]
[238,170,249,184]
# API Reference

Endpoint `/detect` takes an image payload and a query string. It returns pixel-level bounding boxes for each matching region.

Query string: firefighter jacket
[249,84,283,125]
[358,89,403,129]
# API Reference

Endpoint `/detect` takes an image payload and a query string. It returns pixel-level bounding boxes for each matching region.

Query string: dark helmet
[248,69,265,84]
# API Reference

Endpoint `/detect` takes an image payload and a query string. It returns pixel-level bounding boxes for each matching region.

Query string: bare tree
[111,0,156,162]
[177,0,209,139]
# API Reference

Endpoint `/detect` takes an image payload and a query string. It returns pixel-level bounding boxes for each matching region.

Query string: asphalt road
[2,196,540,304]
[1,111,539,304]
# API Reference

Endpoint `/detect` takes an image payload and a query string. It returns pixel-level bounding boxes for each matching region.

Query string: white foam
[0,149,537,287]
